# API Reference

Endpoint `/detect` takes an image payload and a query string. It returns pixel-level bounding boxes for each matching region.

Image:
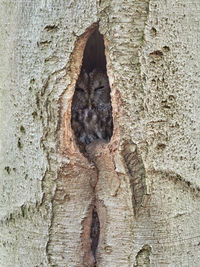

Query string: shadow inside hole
[71,29,113,150]
[82,29,107,73]
[90,206,100,265]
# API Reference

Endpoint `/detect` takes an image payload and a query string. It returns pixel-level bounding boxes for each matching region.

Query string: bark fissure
[90,205,100,265]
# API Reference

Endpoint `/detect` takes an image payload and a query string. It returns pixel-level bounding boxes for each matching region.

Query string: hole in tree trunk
[90,205,100,265]
[71,28,113,151]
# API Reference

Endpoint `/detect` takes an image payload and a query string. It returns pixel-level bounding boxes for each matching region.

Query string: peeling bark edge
[122,141,147,216]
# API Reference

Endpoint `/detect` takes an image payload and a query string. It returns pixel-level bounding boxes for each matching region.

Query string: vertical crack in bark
[90,205,100,265]
[81,199,102,267]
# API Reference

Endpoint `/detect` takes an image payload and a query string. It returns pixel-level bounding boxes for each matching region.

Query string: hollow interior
[82,29,107,72]
[71,28,113,149]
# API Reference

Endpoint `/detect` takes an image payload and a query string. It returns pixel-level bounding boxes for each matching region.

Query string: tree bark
[0,0,200,266]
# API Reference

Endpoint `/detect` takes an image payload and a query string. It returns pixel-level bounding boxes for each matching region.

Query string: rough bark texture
[0,0,200,266]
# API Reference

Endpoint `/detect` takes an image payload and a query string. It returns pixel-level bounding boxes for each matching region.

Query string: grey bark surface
[0,0,200,266]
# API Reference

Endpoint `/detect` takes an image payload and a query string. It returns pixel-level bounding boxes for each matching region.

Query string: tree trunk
[0,0,200,266]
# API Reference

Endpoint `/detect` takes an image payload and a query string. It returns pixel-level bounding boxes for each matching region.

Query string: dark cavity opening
[90,206,100,265]
[71,29,113,150]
